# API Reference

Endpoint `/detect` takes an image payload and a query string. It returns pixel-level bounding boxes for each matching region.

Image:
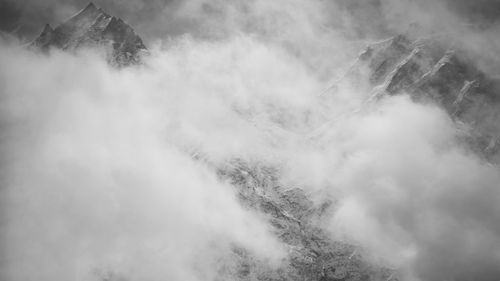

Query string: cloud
[1,1,500,281]
[0,42,300,281]
[299,96,500,280]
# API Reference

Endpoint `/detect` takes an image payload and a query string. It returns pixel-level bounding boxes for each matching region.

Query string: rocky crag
[215,160,395,281]
[344,34,500,162]
[31,2,147,66]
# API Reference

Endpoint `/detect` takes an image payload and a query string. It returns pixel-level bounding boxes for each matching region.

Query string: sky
[1,1,500,281]
[1,0,500,42]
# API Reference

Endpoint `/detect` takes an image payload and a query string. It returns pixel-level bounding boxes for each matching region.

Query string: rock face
[31,2,147,66]
[341,34,500,163]
[214,160,395,281]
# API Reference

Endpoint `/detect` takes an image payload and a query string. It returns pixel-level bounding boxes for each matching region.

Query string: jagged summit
[31,24,54,47]
[31,2,147,66]
[83,2,97,11]
[42,24,53,33]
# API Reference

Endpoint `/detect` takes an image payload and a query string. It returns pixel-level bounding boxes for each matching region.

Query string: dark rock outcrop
[31,2,147,66]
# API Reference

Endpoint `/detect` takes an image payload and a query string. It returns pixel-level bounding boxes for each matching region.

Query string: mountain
[215,160,395,281]
[330,34,500,163]
[31,2,147,66]
[223,34,500,280]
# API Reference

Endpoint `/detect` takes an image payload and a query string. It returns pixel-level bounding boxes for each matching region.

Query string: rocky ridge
[215,160,395,281]
[31,2,147,66]
[333,34,500,163]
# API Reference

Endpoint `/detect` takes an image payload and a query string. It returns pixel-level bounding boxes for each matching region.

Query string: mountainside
[214,160,395,281]
[218,34,500,280]
[332,34,500,163]
[31,2,147,66]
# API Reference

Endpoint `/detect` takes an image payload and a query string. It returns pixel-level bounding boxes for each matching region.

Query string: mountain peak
[70,2,103,22]
[85,2,96,10]
[31,24,54,48]
[30,3,147,66]
[79,2,99,15]
[42,24,53,33]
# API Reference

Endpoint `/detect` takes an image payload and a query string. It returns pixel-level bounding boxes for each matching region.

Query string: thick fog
[1,1,500,281]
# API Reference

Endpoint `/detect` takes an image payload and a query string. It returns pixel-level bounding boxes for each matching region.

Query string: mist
[1,1,500,281]
[0,43,291,281]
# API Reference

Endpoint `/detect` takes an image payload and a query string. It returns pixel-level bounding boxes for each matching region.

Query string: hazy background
[1,1,500,281]
[1,0,500,41]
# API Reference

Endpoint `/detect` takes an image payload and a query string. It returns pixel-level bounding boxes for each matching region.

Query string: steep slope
[215,160,395,281]
[334,34,500,163]
[31,2,147,66]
